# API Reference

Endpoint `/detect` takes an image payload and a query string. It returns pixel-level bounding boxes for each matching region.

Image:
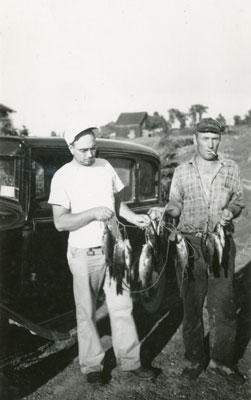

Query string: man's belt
[87,246,102,256]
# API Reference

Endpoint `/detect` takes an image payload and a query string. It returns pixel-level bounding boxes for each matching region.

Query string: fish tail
[116,281,123,295]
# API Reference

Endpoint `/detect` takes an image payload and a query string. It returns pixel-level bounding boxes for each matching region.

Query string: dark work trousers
[178,233,237,368]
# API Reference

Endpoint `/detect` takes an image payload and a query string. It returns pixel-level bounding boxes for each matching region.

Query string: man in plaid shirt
[151,118,245,384]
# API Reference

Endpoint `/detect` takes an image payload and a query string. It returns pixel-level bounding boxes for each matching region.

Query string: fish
[150,218,158,232]
[213,232,223,265]
[138,243,154,289]
[157,219,165,237]
[175,232,189,294]
[124,238,132,283]
[101,223,114,277]
[201,233,211,262]
[215,222,225,248]
[205,234,215,275]
[201,232,222,276]
[176,232,188,273]
[130,259,138,283]
[145,220,158,255]
[112,228,126,295]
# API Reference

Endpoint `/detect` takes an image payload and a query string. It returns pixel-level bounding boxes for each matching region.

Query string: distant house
[0,104,15,118]
[0,104,16,135]
[115,112,148,138]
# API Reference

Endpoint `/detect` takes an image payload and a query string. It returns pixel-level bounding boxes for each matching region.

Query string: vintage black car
[0,136,173,341]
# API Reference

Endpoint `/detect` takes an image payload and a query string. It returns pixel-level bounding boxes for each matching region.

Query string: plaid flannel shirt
[169,155,245,234]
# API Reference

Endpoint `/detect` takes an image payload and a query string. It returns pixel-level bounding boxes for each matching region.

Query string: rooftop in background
[0,104,15,114]
[116,112,148,126]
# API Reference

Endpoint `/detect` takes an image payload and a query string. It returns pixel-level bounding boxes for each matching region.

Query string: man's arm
[148,168,182,221]
[147,201,181,221]
[221,164,245,226]
[115,193,150,228]
[118,201,150,227]
[52,205,114,232]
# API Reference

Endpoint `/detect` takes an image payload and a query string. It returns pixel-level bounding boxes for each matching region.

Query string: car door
[27,148,74,323]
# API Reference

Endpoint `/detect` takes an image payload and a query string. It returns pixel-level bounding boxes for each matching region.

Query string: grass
[133,132,193,165]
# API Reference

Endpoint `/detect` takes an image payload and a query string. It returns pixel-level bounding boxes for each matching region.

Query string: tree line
[0,103,250,137]
[147,104,227,132]
[233,110,251,126]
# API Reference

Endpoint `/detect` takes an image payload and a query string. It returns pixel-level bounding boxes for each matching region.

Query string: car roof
[0,136,160,161]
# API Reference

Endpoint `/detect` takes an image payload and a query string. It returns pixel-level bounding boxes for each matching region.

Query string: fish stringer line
[123,236,170,294]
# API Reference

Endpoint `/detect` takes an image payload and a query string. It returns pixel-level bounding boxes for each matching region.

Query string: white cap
[64,125,98,146]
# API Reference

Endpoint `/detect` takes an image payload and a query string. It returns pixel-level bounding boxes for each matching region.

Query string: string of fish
[160,222,196,295]
[101,219,133,295]
[116,218,193,295]
[125,220,170,294]
[162,220,226,285]
[101,217,170,295]
[132,220,196,296]
[201,222,226,276]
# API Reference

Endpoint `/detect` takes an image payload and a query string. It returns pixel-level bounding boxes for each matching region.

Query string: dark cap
[196,118,224,134]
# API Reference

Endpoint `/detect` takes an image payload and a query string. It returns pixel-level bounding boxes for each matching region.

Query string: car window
[105,157,136,202]
[138,160,158,201]
[0,158,20,201]
[31,150,72,212]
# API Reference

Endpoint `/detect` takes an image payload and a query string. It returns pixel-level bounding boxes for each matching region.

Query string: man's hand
[92,207,114,221]
[148,207,165,221]
[220,209,234,226]
[148,202,180,221]
[132,214,151,228]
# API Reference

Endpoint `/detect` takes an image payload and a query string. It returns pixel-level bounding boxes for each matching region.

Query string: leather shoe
[129,367,155,380]
[86,371,103,384]
[182,362,204,380]
[208,359,245,385]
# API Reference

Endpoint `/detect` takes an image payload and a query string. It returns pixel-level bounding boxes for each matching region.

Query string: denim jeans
[179,233,237,367]
[67,246,140,374]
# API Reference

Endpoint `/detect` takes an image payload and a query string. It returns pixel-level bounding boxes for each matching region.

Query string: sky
[1,0,251,136]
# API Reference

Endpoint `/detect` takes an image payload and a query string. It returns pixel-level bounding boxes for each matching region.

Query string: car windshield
[0,157,20,201]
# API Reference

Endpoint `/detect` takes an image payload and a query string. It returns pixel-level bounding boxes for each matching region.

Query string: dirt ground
[1,131,251,400]
[2,296,250,400]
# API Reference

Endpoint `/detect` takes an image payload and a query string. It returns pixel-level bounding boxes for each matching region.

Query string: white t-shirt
[48,158,124,248]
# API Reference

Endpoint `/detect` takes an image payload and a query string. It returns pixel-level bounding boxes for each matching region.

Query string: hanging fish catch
[112,228,126,295]
[138,243,154,290]
[214,222,225,248]
[124,238,132,283]
[175,232,189,293]
[101,223,114,277]
[201,222,226,276]
[102,222,133,295]
[176,232,189,272]
[145,221,158,253]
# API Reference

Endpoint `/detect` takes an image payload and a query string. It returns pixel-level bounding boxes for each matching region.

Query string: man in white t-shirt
[48,127,154,384]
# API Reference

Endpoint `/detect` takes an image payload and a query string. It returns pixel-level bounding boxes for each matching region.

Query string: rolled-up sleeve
[228,165,245,213]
